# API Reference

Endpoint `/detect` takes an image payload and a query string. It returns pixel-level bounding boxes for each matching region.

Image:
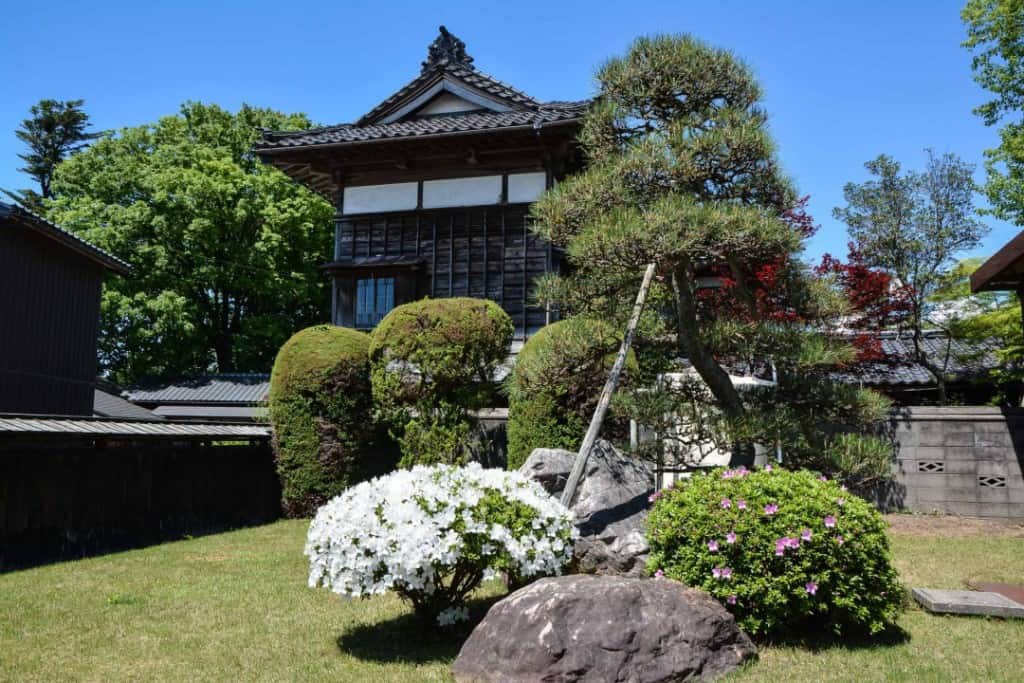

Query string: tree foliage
[3,98,100,211]
[47,102,334,384]
[269,325,389,517]
[369,298,513,468]
[833,151,989,401]
[532,34,887,467]
[506,316,634,469]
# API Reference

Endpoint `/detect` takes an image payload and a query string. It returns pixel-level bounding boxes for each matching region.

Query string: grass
[1,517,1022,683]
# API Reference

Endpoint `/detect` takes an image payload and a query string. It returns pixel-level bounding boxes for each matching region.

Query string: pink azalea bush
[646,466,903,638]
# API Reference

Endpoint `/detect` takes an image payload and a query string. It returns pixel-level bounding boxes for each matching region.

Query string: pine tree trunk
[671,265,754,467]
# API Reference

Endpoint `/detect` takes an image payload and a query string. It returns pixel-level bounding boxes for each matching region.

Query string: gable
[413,91,484,116]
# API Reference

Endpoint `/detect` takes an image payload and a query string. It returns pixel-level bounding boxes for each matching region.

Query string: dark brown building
[0,202,129,415]
[255,27,585,337]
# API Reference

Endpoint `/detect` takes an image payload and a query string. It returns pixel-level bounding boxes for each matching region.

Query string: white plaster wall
[422,175,502,209]
[343,182,418,215]
[416,93,482,116]
[507,172,547,203]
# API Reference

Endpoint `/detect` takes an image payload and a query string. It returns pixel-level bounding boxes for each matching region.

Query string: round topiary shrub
[646,466,904,638]
[305,463,577,626]
[506,316,634,470]
[369,298,514,467]
[269,324,385,517]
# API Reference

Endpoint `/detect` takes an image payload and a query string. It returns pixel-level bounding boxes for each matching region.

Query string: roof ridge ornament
[422,25,473,72]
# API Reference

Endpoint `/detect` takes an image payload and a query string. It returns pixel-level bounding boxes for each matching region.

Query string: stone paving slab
[912,588,1024,618]
[967,581,1024,605]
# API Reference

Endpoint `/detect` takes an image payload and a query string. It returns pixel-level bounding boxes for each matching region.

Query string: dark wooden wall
[333,204,555,336]
[0,438,280,570]
[0,226,104,415]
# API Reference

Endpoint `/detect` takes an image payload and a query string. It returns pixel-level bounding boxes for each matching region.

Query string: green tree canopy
[833,151,988,402]
[533,35,887,468]
[48,102,334,384]
[3,98,99,211]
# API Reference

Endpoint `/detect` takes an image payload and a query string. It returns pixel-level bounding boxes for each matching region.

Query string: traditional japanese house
[255,27,586,337]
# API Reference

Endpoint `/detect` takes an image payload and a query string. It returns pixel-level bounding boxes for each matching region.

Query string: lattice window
[978,476,1007,488]
[917,461,945,473]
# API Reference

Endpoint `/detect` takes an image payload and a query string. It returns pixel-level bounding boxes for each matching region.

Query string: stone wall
[891,407,1024,518]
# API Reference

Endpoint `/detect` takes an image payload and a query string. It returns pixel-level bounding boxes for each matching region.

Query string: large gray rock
[452,575,756,683]
[520,440,654,576]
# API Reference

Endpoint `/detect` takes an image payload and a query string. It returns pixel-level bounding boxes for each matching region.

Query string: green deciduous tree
[48,102,334,384]
[533,35,888,469]
[3,98,100,211]
[833,151,989,402]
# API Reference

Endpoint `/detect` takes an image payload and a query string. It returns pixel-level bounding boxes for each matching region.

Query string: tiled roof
[0,201,130,274]
[832,332,1000,387]
[255,27,586,154]
[126,374,270,405]
[256,103,586,150]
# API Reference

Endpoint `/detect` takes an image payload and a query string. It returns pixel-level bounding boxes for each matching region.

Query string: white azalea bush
[306,463,577,625]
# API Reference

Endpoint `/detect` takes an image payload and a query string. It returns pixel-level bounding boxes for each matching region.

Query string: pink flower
[765,464,774,472]
[764,503,779,515]
[727,594,737,605]
[726,532,737,544]
[712,567,722,579]
[837,497,845,507]
[785,536,800,549]
[840,484,848,492]
[801,528,813,542]
[819,474,828,482]
[708,540,719,552]
[774,538,787,556]
[737,500,747,510]
[654,569,665,579]
[824,515,837,528]
[805,581,818,595]
[835,535,845,545]
[720,567,733,580]
[720,498,732,509]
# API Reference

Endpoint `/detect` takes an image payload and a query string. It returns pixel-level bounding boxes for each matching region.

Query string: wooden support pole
[560,263,657,508]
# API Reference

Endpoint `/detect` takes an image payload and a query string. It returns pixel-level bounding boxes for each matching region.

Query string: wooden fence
[0,438,280,570]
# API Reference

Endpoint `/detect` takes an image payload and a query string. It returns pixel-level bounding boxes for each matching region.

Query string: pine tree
[3,99,100,211]
[532,35,888,468]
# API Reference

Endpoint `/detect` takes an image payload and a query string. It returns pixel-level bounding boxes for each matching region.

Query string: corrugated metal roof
[152,405,269,421]
[126,374,270,405]
[0,416,269,438]
[0,201,131,274]
[93,389,164,420]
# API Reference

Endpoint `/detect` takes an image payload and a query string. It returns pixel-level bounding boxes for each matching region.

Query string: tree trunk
[911,328,947,404]
[214,333,234,372]
[671,264,754,467]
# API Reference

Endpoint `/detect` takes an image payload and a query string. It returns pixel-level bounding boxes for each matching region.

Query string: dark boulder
[452,574,756,682]
[520,440,654,576]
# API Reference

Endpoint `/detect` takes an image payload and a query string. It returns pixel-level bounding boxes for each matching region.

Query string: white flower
[305,463,576,626]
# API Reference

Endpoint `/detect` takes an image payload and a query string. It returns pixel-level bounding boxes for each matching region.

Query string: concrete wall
[891,406,1024,518]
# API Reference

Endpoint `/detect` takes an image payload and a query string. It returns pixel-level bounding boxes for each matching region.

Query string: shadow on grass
[336,593,503,664]
[763,622,911,652]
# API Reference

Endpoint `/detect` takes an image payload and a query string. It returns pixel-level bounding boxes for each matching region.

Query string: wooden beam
[560,263,657,508]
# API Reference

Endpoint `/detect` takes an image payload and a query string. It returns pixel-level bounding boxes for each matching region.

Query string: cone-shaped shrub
[506,316,634,469]
[269,325,385,517]
[646,466,904,638]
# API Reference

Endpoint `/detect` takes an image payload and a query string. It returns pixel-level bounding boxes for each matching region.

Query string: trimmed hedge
[506,316,635,469]
[369,298,514,467]
[269,325,386,517]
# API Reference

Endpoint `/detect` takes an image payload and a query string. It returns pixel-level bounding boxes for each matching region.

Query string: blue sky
[0,0,1015,261]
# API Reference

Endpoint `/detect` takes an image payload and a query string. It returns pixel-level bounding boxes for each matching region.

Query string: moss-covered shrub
[269,325,386,517]
[646,466,904,639]
[369,298,513,467]
[506,317,634,469]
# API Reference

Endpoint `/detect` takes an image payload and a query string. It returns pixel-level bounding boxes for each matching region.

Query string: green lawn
[1,517,1021,683]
